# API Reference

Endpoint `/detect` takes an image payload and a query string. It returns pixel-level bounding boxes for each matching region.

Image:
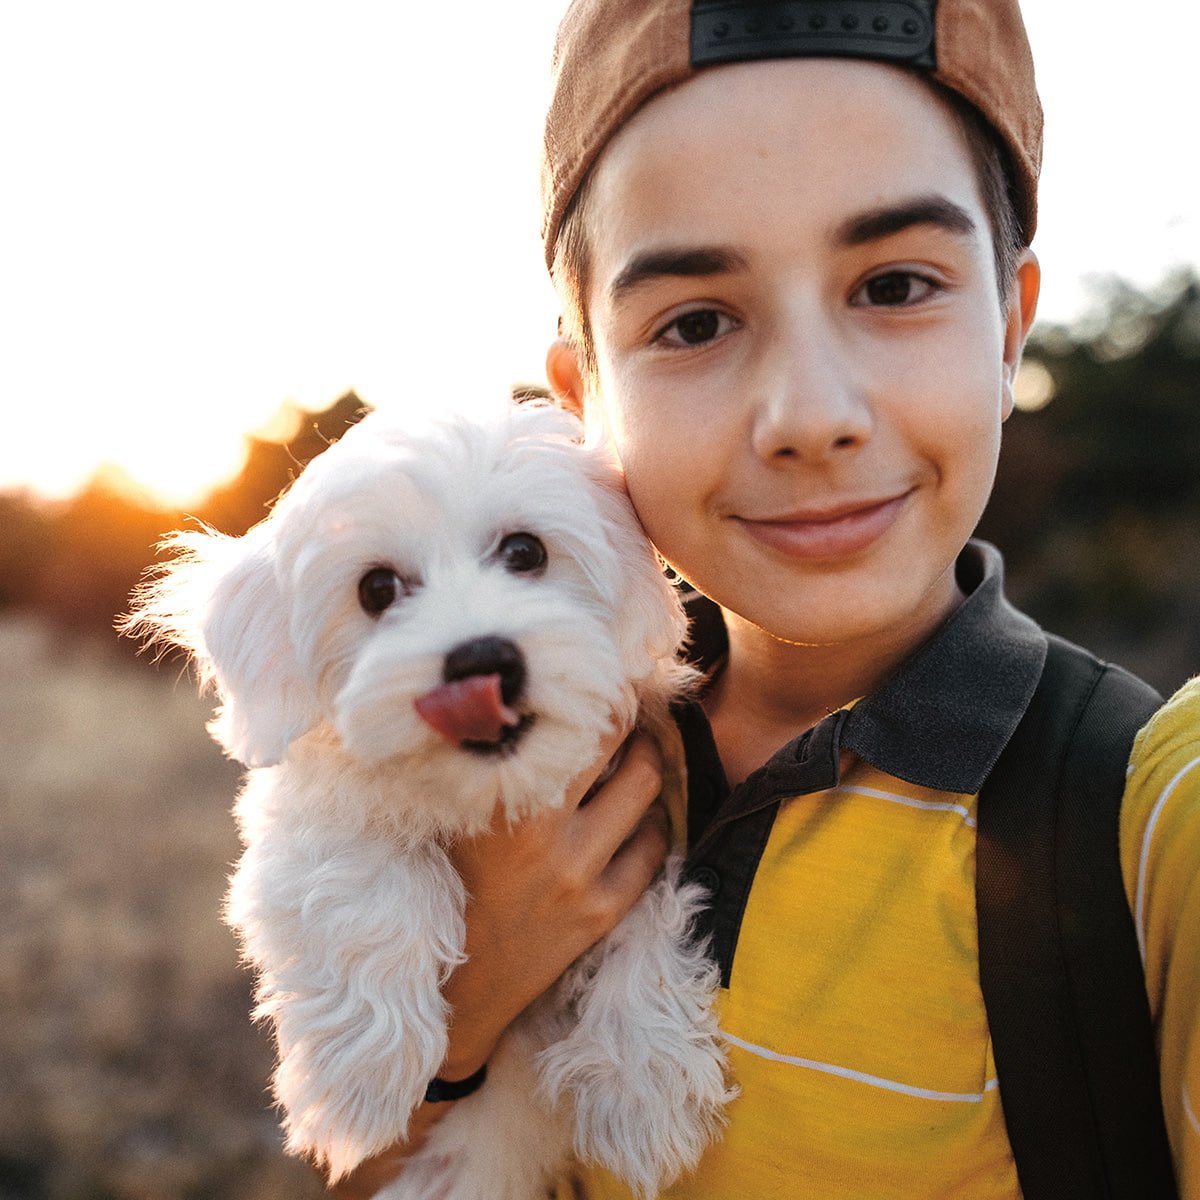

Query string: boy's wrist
[438,1040,495,1085]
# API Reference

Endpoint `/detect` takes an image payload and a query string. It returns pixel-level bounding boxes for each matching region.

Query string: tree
[979,271,1200,692]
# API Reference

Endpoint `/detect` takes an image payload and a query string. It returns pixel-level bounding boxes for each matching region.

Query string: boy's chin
[712,557,965,653]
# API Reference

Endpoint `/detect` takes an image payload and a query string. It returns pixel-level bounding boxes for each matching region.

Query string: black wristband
[424,1063,487,1103]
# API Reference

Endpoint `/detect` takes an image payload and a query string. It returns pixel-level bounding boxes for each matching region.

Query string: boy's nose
[748,320,873,463]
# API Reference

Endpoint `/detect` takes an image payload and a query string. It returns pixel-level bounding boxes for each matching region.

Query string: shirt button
[689,865,721,898]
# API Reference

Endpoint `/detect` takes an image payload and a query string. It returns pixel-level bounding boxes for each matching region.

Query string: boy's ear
[1001,250,1042,419]
[546,337,586,418]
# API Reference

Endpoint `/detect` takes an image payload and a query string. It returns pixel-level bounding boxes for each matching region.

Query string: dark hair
[550,79,1027,380]
[935,83,1026,306]
[551,170,600,378]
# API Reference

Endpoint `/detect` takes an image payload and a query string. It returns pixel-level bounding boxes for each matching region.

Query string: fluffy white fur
[127,402,733,1197]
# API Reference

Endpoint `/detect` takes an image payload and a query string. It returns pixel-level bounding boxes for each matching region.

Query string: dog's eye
[358,567,407,615]
[496,532,547,575]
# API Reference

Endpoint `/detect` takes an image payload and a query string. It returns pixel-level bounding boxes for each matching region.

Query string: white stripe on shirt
[1135,752,1200,960]
[721,1030,998,1104]
[1185,1083,1200,1139]
[836,784,976,828]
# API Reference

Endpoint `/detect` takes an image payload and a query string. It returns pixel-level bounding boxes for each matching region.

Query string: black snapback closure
[691,1,936,69]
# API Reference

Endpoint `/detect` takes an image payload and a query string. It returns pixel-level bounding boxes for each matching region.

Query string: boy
[338,1,1199,1196]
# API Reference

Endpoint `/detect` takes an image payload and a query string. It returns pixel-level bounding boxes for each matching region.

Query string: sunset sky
[2,2,1197,508]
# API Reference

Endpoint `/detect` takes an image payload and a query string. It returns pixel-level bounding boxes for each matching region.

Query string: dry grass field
[0,617,324,1199]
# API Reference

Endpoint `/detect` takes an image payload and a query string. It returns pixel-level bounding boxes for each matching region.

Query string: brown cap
[541,0,1042,268]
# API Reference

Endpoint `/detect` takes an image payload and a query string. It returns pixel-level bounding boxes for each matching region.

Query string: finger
[452,720,643,879]
[564,714,636,808]
[468,713,634,849]
[573,733,664,868]
[597,802,671,908]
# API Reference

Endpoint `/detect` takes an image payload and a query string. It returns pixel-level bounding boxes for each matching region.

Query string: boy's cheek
[592,363,686,467]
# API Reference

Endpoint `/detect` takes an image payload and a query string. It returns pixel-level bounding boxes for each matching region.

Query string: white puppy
[127,401,732,1198]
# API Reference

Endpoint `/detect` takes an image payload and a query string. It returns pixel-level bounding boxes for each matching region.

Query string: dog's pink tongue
[413,674,520,744]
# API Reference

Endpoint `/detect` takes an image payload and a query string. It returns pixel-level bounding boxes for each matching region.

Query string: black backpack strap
[976,634,1176,1199]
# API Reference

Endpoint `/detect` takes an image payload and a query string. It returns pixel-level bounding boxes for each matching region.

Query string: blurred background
[2,3,1198,1197]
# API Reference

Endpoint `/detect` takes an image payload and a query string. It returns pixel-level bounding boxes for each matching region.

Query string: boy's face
[551,58,1039,651]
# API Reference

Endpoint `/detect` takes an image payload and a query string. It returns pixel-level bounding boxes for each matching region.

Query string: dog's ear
[580,450,689,680]
[124,523,318,767]
[611,511,690,681]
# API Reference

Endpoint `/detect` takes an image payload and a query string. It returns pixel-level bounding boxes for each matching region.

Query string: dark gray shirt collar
[680,540,1048,850]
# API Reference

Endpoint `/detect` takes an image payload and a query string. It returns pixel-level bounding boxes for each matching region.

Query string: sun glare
[1013,361,1056,414]
[11,402,269,510]
[0,2,560,512]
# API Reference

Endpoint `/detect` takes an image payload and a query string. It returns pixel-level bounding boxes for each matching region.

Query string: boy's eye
[496,532,547,575]
[852,271,938,308]
[655,308,737,348]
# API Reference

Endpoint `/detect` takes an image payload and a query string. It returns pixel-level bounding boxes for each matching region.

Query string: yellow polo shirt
[1122,675,1200,1198]
[566,542,1199,1198]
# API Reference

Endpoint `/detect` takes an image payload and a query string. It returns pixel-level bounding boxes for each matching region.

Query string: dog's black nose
[443,637,525,706]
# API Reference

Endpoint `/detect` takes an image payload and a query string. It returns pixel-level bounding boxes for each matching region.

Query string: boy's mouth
[735,490,914,560]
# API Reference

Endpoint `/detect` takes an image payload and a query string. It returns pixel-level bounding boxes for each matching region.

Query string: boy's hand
[441,728,669,1080]
[329,727,669,1195]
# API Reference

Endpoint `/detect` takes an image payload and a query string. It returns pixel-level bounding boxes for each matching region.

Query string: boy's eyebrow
[608,246,749,303]
[606,198,975,303]
[835,195,978,247]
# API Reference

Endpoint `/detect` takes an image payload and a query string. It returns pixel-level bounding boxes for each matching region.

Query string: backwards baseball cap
[541,0,1042,269]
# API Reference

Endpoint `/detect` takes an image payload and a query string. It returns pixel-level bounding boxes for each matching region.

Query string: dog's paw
[538,863,737,1196]
[542,1019,734,1197]
[274,1016,449,1180]
[273,996,449,1182]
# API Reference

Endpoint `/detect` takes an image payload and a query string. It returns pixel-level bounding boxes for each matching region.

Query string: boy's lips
[733,490,914,560]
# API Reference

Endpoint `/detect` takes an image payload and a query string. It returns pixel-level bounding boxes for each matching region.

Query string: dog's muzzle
[413,637,534,753]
